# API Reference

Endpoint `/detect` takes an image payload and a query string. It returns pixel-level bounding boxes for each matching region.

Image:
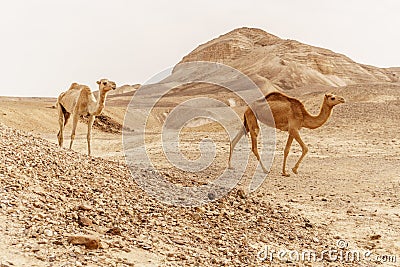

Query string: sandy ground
[0,83,399,266]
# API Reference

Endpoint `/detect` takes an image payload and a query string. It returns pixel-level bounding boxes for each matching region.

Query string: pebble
[43,229,53,237]
[77,204,93,211]
[370,234,381,240]
[106,227,121,236]
[78,215,93,227]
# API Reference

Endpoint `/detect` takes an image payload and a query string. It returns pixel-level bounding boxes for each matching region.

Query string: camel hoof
[292,168,298,174]
[228,166,234,170]
[282,173,290,177]
[262,169,269,174]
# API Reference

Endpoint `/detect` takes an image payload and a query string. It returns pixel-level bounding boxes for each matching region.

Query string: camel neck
[303,101,332,129]
[91,91,107,116]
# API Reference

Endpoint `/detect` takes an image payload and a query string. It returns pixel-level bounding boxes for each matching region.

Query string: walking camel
[228,92,345,176]
[56,79,116,155]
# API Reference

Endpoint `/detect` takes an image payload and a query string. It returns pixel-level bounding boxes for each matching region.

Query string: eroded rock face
[177,27,397,90]
[180,28,280,63]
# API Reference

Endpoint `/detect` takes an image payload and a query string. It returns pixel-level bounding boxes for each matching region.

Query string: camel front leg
[282,135,294,177]
[291,130,308,174]
[69,114,79,150]
[87,115,95,156]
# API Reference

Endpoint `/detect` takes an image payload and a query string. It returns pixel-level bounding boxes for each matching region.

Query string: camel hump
[68,82,81,90]
[78,85,92,97]
[265,92,292,102]
[265,91,303,105]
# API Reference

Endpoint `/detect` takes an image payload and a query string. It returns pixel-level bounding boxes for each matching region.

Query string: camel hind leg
[245,110,268,173]
[57,103,70,147]
[87,115,95,156]
[69,113,79,150]
[250,129,268,174]
[57,104,64,147]
[228,120,247,169]
[228,111,251,169]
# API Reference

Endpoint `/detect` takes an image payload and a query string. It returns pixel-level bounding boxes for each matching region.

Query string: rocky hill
[177,27,398,90]
[0,123,336,266]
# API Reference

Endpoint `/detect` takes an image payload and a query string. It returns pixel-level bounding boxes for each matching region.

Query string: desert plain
[0,28,399,266]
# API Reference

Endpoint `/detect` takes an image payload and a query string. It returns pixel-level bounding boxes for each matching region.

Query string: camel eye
[331,97,335,100]
[103,82,107,85]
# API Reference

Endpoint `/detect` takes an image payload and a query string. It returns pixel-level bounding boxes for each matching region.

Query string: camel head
[97,79,116,92]
[324,93,345,107]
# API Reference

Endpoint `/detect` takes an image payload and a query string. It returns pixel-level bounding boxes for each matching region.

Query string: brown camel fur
[56,79,116,155]
[228,92,345,176]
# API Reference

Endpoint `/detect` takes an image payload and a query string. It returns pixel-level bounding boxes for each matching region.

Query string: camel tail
[243,114,249,133]
[228,115,248,169]
[56,92,70,126]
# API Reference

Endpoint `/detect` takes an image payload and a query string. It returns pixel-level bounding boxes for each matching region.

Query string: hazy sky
[1,0,399,97]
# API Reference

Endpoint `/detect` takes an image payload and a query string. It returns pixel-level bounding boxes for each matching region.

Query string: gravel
[0,123,336,266]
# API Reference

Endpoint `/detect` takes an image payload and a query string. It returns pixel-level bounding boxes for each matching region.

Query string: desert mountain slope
[111,84,141,95]
[177,27,398,90]
[387,67,400,77]
[93,84,141,97]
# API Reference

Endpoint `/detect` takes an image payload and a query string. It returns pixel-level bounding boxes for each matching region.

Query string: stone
[77,204,93,211]
[78,215,93,227]
[370,234,381,240]
[106,227,122,236]
[67,235,100,249]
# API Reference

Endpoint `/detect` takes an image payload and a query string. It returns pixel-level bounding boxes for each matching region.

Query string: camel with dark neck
[228,92,345,176]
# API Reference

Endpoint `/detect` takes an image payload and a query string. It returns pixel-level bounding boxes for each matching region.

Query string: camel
[56,79,116,155]
[228,92,345,176]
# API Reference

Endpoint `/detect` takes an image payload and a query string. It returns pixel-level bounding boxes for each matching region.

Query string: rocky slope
[0,123,338,266]
[177,27,398,90]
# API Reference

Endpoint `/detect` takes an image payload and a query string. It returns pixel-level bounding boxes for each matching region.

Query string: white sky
[0,0,399,97]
